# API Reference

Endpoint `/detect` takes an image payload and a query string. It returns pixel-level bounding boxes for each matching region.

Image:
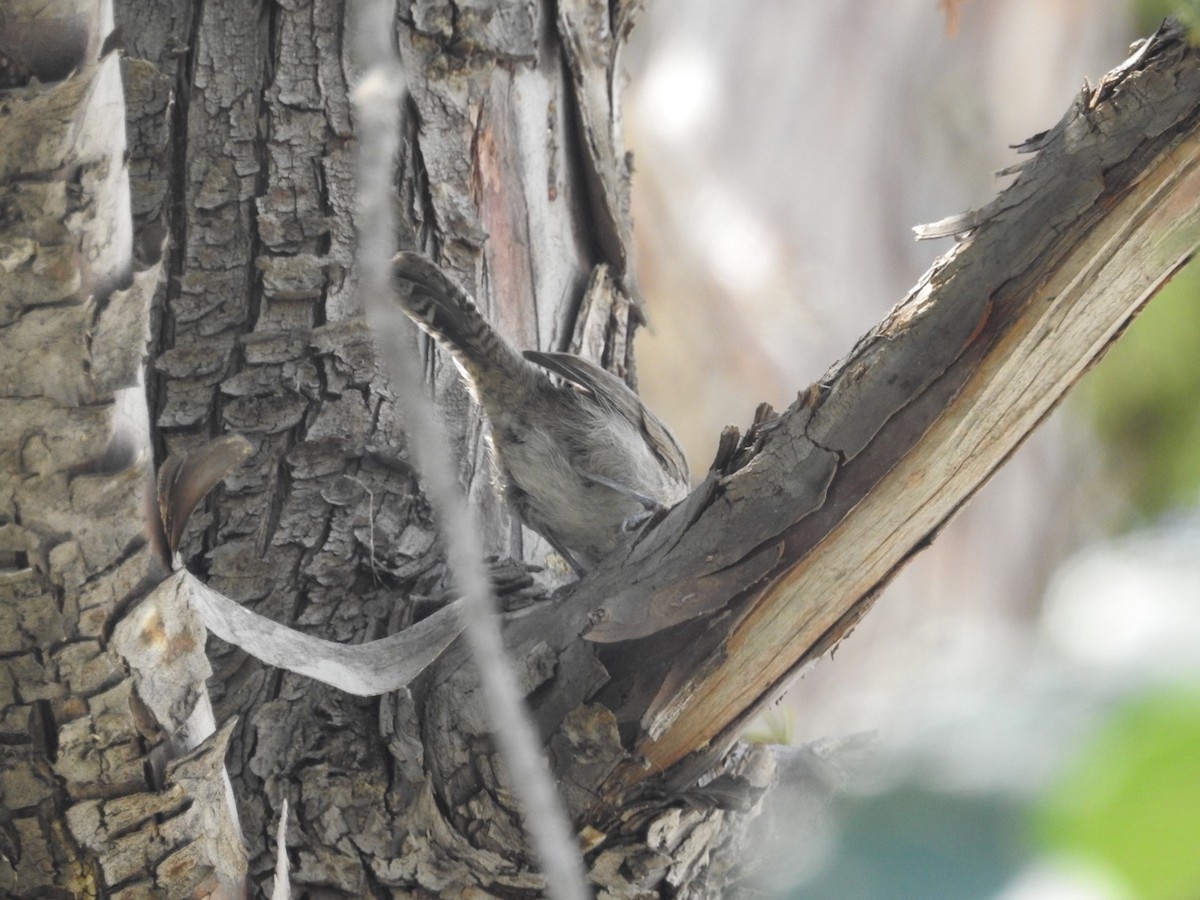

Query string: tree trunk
[0,1,246,896]
[118,0,752,895]
[4,2,1200,898]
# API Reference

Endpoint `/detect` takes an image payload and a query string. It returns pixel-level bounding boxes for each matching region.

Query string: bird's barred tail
[390,252,528,386]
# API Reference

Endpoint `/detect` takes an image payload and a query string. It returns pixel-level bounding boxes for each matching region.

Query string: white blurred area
[618,1,1198,896]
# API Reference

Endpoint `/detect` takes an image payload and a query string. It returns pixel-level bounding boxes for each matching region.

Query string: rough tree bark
[0,2,246,896]
[3,1,1199,898]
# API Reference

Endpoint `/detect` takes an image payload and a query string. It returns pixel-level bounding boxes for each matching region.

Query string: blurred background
[621,1,1200,897]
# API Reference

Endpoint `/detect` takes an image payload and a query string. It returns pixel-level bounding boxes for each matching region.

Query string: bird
[391,252,689,572]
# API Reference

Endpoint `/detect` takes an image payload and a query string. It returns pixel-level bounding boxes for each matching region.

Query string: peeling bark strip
[1,1,243,896]
[548,25,1200,786]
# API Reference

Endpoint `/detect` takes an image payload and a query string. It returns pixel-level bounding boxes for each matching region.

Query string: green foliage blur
[744,708,795,746]
[1076,262,1200,521]
[1036,687,1200,899]
[1059,12,1200,892]
[1135,0,1200,39]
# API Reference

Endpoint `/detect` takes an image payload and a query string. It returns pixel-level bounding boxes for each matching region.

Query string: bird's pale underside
[391,253,689,572]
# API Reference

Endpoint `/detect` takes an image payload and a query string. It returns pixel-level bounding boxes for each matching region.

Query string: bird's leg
[581,471,668,532]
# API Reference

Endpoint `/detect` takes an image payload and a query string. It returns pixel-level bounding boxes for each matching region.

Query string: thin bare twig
[350,4,590,898]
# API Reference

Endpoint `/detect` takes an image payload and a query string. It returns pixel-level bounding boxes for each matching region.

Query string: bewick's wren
[391,253,689,572]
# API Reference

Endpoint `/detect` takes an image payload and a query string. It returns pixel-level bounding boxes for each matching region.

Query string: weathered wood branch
[634,38,1200,780]
[495,24,1200,805]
